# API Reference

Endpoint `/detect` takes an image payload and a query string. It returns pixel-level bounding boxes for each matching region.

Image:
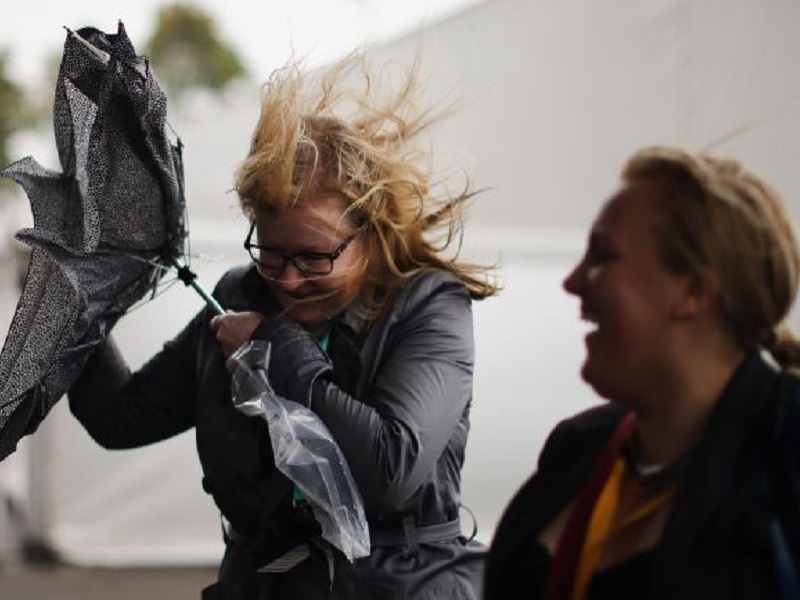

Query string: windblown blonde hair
[622,145,800,369]
[234,53,499,319]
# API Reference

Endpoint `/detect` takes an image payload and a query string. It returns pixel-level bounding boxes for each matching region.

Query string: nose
[562,259,585,296]
[271,261,308,292]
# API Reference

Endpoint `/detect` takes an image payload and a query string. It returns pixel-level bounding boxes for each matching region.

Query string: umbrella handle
[172,260,225,315]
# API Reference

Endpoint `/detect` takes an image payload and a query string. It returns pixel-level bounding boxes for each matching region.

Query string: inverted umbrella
[0,22,222,462]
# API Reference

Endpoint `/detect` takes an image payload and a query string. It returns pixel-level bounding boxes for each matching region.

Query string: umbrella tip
[68,29,110,65]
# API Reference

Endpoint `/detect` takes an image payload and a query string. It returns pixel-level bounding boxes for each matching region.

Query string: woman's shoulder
[551,402,628,438]
[395,268,468,307]
[211,264,280,313]
[537,403,628,470]
[213,264,252,292]
[359,269,471,351]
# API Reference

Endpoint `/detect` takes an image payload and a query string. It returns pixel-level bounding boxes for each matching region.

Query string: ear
[673,270,719,319]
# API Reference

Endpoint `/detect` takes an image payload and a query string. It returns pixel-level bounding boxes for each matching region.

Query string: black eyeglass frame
[243,222,363,276]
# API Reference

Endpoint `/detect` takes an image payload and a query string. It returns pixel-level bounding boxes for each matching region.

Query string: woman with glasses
[68,53,499,600]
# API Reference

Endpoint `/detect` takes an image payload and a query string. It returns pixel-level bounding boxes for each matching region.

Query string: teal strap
[317,327,331,352]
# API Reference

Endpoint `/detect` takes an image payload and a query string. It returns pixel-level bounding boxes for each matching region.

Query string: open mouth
[579,308,599,335]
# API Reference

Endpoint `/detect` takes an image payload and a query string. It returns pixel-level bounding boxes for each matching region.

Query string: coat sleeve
[67,308,208,448]
[310,274,475,512]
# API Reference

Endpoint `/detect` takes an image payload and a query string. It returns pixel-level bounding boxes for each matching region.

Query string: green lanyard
[317,327,331,352]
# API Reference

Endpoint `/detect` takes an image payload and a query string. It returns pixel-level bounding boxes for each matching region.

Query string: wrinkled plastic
[227,340,370,561]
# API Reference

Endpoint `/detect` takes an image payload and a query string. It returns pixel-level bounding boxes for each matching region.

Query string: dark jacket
[483,351,800,600]
[69,265,485,599]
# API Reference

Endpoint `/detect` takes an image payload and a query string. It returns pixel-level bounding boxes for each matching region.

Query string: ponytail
[765,324,800,373]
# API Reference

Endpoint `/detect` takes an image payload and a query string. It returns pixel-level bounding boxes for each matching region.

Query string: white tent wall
[2,0,800,565]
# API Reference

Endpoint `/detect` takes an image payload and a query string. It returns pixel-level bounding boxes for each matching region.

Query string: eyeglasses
[244,222,362,276]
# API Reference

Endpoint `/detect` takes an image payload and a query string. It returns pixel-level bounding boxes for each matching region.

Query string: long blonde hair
[234,53,499,319]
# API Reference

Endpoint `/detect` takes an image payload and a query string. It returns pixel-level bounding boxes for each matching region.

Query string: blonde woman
[69,54,499,600]
[484,146,800,599]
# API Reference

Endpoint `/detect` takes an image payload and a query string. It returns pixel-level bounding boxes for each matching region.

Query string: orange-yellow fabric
[571,457,675,600]
[544,412,636,600]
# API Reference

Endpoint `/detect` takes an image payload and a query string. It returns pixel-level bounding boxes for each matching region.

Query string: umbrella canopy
[0,22,221,462]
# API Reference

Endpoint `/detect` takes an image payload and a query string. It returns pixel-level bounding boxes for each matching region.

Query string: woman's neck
[632,349,744,465]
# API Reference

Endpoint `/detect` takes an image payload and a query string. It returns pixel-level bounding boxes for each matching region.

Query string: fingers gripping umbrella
[0,22,223,462]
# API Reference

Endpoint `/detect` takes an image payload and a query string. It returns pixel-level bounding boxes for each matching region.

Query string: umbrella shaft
[188,278,225,315]
[172,260,225,315]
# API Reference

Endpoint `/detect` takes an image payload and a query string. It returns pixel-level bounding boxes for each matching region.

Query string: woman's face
[252,194,364,328]
[562,179,695,404]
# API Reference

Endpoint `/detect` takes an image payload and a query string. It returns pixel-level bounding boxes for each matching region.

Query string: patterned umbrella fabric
[0,22,221,462]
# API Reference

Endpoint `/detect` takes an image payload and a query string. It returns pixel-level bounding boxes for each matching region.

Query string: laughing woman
[69,54,499,600]
[483,145,800,600]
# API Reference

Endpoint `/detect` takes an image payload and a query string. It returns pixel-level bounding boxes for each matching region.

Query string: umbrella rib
[106,251,223,315]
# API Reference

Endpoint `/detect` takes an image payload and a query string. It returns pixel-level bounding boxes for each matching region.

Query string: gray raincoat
[69,265,486,599]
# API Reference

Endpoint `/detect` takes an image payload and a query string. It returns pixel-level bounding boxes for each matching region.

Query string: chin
[579,354,594,382]
[581,360,614,401]
[283,305,321,325]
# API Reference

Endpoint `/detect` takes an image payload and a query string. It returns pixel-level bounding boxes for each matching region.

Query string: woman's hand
[209,311,265,358]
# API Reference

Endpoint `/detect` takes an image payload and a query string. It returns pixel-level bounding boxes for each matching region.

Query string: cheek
[332,269,364,305]
[329,254,365,295]
[588,285,658,360]
[297,270,364,316]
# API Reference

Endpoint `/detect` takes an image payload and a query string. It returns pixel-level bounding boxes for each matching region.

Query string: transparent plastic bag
[227,340,370,561]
